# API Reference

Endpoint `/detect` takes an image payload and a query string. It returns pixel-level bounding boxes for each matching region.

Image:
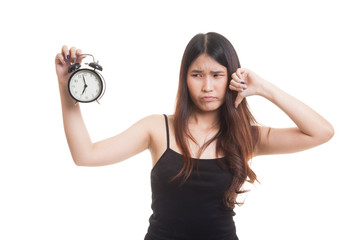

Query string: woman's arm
[55,46,153,166]
[229,68,334,156]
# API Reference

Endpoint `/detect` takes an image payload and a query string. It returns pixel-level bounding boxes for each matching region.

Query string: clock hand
[83,75,87,85]
[81,86,87,96]
[81,75,88,96]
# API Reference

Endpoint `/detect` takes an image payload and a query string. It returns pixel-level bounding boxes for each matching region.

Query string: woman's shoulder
[138,114,174,132]
[140,114,171,123]
[141,114,173,155]
[142,114,174,121]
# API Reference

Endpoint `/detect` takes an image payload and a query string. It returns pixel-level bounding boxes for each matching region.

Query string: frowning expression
[187,54,228,112]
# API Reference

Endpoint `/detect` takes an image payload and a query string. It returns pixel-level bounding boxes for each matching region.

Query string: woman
[55,32,334,240]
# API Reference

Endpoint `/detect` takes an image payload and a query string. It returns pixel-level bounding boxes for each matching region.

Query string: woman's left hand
[229,68,266,108]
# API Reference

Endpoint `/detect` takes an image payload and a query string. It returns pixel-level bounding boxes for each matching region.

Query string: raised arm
[229,68,334,156]
[55,46,153,166]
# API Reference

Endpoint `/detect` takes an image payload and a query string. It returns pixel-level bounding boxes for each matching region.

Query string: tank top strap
[163,114,170,149]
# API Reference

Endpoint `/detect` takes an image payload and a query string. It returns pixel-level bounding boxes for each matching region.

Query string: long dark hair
[173,32,260,209]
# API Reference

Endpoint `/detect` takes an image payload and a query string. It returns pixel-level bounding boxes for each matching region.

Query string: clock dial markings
[69,69,103,102]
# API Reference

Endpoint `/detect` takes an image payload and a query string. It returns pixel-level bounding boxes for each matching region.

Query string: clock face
[68,69,103,102]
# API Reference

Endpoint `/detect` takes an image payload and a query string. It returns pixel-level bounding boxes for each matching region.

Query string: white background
[1,0,359,239]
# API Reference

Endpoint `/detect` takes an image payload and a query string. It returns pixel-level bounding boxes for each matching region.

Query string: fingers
[61,45,69,60]
[236,68,247,77]
[69,47,77,60]
[229,80,246,108]
[234,68,249,83]
[55,52,66,65]
[230,67,249,89]
[229,68,248,108]
[229,79,247,91]
[229,76,247,92]
[234,94,244,108]
[232,71,242,82]
[60,45,84,64]
[76,49,85,62]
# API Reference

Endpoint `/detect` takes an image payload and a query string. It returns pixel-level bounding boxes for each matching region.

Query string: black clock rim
[68,69,104,103]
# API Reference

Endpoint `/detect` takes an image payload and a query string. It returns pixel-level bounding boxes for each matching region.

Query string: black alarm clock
[68,54,105,103]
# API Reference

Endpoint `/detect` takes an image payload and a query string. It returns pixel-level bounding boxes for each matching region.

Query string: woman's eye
[192,74,201,77]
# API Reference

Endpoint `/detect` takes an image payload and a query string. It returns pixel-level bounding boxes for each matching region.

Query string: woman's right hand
[55,45,84,85]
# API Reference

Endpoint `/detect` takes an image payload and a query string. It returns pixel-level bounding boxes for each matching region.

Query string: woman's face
[187,54,228,113]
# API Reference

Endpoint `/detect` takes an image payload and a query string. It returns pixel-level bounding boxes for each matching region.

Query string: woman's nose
[202,77,213,92]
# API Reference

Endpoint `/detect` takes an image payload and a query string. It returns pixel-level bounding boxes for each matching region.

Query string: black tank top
[144,115,238,240]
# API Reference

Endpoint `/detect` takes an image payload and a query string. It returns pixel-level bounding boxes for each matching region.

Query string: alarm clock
[68,54,105,103]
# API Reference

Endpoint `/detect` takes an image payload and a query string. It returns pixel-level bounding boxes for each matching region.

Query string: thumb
[234,92,244,108]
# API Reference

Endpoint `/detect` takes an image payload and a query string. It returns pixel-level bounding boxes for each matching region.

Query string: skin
[55,46,334,167]
[185,54,229,157]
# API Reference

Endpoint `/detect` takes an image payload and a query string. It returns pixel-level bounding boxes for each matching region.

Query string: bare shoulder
[142,114,173,128]
[141,114,166,129]
[143,114,170,165]
[141,114,167,143]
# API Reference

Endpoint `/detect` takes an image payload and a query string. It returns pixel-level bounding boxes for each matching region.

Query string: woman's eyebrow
[190,70,225,73]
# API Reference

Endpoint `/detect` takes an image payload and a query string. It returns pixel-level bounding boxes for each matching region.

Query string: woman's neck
[188,109,220,131]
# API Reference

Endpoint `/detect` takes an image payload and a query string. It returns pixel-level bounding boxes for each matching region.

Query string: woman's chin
[194,103,222,113]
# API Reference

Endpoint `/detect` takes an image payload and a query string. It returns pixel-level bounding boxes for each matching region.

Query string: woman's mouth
[201,96,216,102]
